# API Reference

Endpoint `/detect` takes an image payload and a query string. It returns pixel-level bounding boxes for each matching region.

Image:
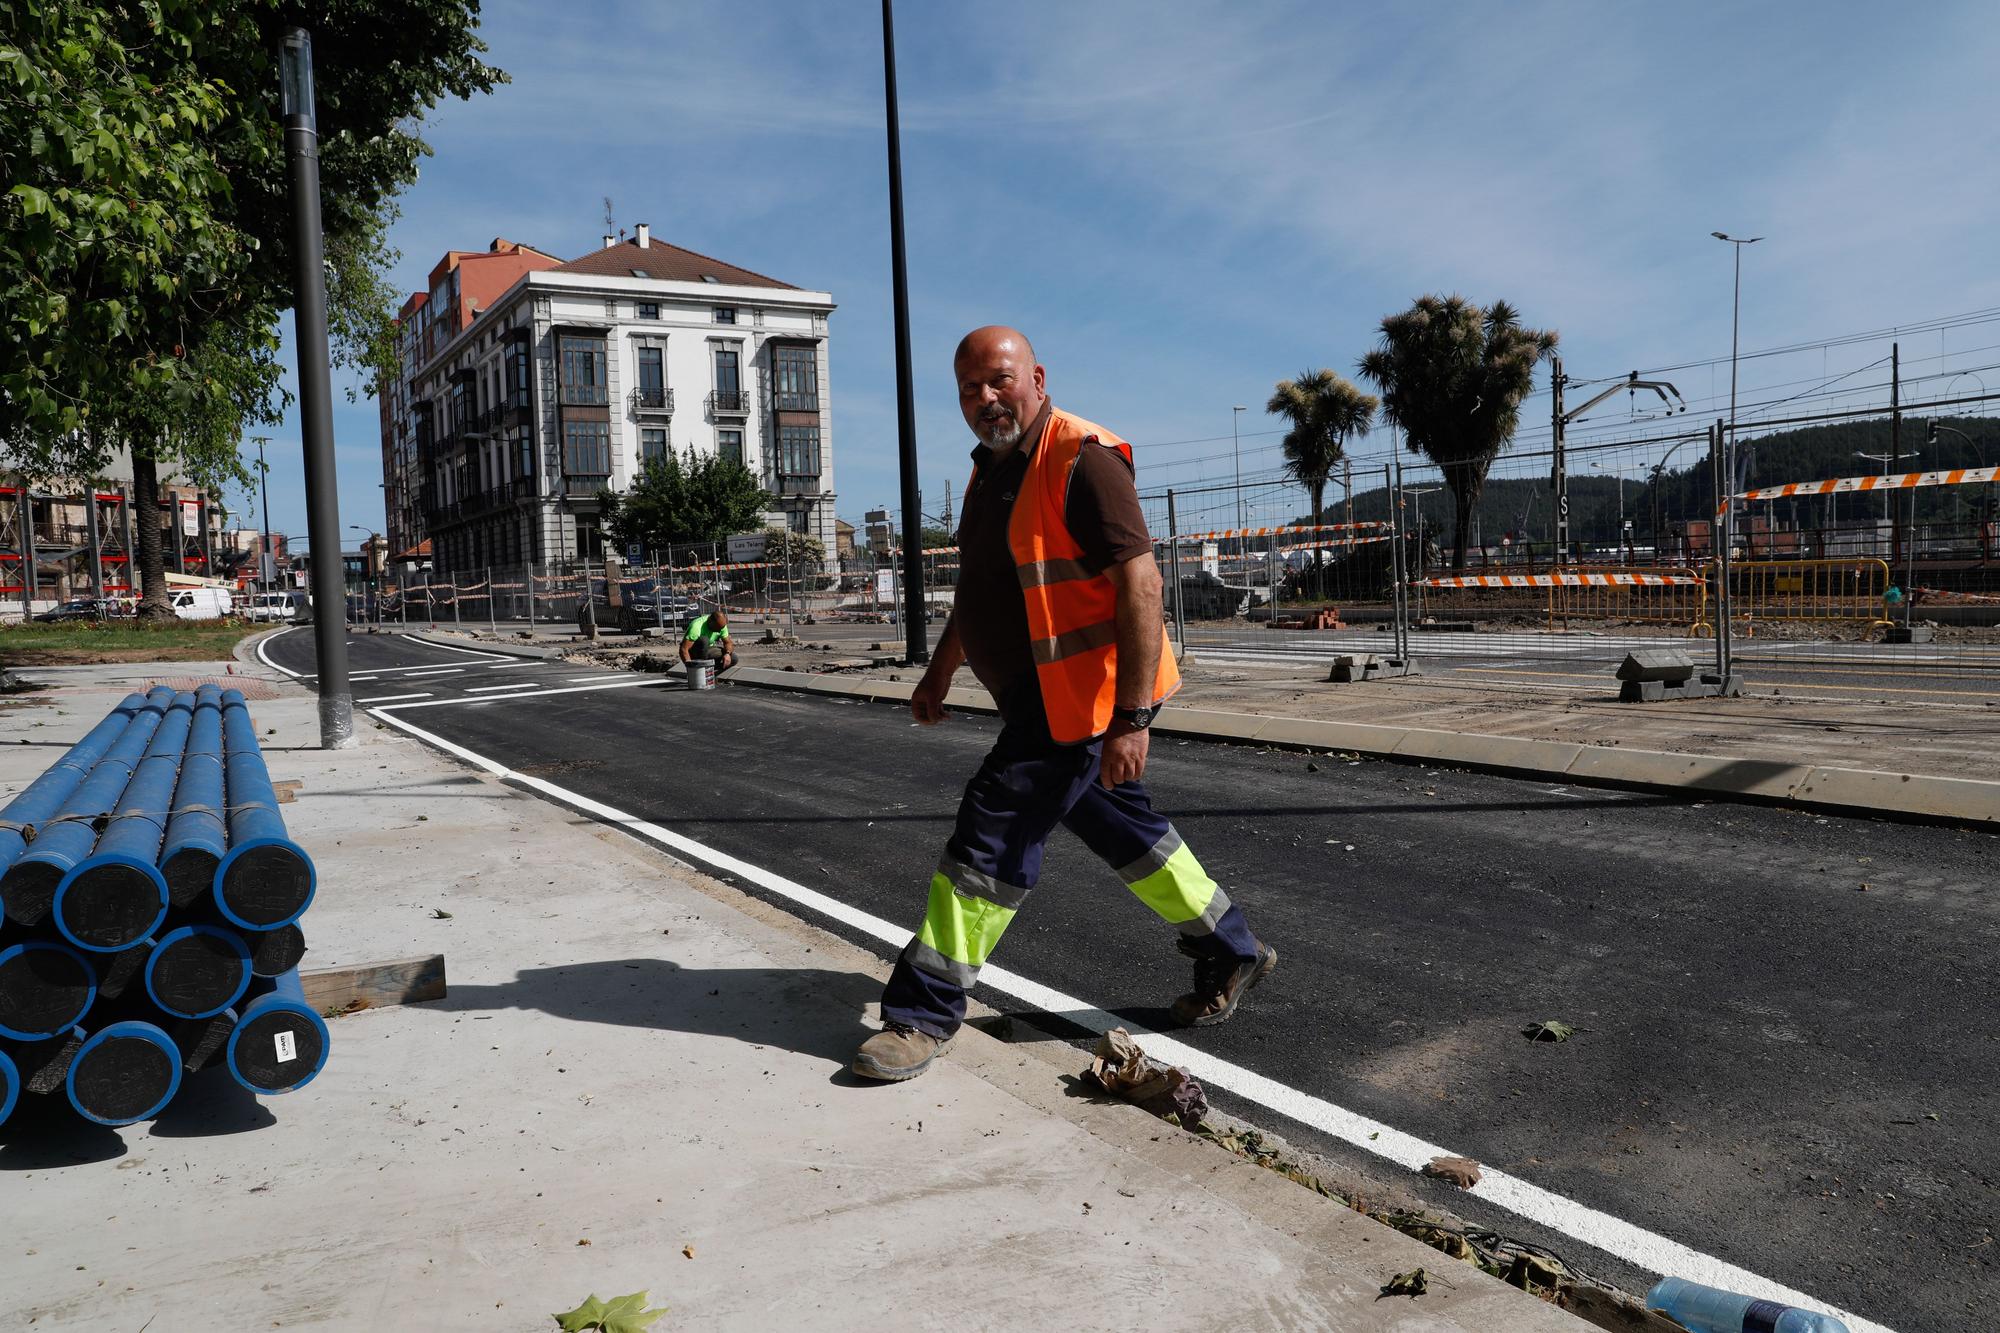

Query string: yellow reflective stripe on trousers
[1124,837,1230,934]
[913,870,1017,981]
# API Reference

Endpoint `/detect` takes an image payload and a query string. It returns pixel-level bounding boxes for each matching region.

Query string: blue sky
[262,0,2000,549]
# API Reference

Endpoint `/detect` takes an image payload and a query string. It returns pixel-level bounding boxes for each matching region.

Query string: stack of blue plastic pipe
[0,686,328,1128]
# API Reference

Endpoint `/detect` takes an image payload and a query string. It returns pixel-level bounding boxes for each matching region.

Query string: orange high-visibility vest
[991,406,1179,744]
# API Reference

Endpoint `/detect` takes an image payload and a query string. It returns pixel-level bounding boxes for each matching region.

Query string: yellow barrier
[1725,557,1894,637]
[1546,567,1710,637]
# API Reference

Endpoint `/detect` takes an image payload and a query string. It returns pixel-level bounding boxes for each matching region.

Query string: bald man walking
[854,327,1276,1081]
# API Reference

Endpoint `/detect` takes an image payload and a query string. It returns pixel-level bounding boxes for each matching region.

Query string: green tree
[1,0,503,598]
[1266,369,1376,526]
[920,526,952,549]
[604,448,770,553]
[1359,296,1557,569]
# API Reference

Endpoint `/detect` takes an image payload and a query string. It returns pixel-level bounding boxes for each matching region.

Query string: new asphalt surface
[267,628,1998,1331]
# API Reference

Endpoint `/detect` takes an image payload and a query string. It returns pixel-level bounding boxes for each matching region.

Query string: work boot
[852,1021,955,1081]
[1171,937,1277,1027]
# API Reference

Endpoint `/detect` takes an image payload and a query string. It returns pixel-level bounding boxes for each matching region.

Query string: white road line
[566,674,630,683]
[373,678,665,709]
[478,660,544,670]
[366,707,1890,1333]
[464,681,545,693]
[254,626,301,677]
[397,633,520,662]
[357,692,433,704]
[391,666,465,677]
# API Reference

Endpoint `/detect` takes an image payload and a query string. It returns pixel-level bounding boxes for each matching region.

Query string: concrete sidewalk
[0,664,1589,1332]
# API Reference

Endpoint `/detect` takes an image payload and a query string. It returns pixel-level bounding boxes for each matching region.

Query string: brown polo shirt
[952,400,1154,731]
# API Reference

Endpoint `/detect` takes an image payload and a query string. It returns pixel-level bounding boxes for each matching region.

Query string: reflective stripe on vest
[996,407,1180,743]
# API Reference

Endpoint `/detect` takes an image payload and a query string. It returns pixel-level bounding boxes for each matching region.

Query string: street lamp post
[1712,232,1761,583]
[1232,405,1247,538]
[882,0,926,664]
[279,27,355,748]
[253,436,275,591]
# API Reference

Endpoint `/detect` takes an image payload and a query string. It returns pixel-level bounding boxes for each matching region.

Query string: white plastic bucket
[687,661,715,690]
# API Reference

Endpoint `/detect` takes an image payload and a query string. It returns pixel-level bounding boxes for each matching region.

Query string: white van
[246,592,297,623]
[169,587,235,621]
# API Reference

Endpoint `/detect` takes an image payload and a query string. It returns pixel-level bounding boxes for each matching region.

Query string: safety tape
[1418,572,1701,588]
[1169,520,1393,543]
[1725,465,2000,513]
[1913,586,2000,604]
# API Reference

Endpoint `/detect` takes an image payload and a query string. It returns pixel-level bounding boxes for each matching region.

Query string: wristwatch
[1111,704,1156,730]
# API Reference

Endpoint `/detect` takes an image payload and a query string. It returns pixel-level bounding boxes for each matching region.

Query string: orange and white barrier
[1170,520,1392,543]
[1724,465,2000,514]
[1418,571,1700,588]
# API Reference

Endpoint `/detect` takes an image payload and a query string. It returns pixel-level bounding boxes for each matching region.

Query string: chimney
[635,222,651,249]
[602,233,614,249]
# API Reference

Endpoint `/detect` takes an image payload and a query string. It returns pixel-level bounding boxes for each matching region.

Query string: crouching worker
[679,607,738,672]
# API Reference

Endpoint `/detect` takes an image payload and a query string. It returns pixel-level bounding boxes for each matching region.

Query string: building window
[638,302,660,320]
[787,509,809,534]
[518,436,534,481]
[772,345,818,411]
[713,306,737,325]
[559,335,607,405]
[505,336,530,408]
[636,345,664,389]
[563,420,611,488]
[718,428,743,468]
[713,347,744,411]
[641,428,668,464]
[778,423,820,491]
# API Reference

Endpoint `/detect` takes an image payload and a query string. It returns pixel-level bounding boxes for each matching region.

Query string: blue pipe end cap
[226,993,329,1095]
[215,837,316,931]
[145,925,253,1020]
[0,939,100,1040]
[52,856,168,953]
[67,1021,182,1125]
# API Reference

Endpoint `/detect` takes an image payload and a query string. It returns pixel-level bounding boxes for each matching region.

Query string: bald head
[954,326,1046,452]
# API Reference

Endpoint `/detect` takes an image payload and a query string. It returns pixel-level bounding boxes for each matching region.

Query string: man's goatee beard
[977,419,1022,448]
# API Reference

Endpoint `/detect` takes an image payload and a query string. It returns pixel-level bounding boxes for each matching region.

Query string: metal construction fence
[1139,463,1999,680]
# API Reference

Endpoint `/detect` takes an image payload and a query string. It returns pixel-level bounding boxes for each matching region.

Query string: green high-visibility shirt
[685,614,730,649]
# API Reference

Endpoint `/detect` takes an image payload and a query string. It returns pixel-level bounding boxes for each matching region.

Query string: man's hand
[911,665,953,725]
[1100,725,1149,788]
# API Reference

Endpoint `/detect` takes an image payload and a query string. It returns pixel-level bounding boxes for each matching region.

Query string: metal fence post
[1388,462,1410,663]
[1710,420,1734,682]
[1166,488,1186,659]
[487,566,497,635]
[452,574,462,629]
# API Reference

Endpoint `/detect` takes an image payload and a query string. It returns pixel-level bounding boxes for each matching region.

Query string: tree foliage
[602,448,770,552]
[1359,295,1557,569]
[763,527,826,567]
[1266,369,1376,526]
[1,0,504,601]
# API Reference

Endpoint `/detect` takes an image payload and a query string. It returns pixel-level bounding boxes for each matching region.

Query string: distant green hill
[1283,416,1999,549]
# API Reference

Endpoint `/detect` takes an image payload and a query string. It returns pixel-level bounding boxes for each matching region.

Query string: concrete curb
[723,665,1997,826]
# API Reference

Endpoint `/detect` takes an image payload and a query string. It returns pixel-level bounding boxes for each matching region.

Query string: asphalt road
[268,628,1997,1331]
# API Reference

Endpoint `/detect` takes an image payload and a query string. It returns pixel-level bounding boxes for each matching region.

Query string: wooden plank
[300,954,447,1015]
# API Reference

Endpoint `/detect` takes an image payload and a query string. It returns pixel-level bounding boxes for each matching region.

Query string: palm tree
[1359,295,1557,570]
[1266,369,1377,529]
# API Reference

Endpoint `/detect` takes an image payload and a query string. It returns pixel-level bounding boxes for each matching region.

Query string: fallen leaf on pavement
[1522,1020,1577,1043]
[1380,1268,1428,1298]
[430,908,453,919]
[682,1244,695,1259]
[1423,1156,1482,1188]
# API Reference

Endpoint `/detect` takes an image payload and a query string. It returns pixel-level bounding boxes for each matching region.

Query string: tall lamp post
[1711,231,1761,579]
[1231,405,1247,537]
[253,435,275,591]
[882,0,926,663]
[280,27,355,748]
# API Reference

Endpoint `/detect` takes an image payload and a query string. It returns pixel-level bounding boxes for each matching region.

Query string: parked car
[168,586,235,621]
[32,597,125,622]
[245,592,298,623]
[614,580,692,634]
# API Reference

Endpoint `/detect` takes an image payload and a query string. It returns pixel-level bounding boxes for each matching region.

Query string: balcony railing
[565,474,610,497]
[708,388,750,415]
[773,391,819,412]
[774,474,822,496]
[560,382,609,406]
[629,385,674,414]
